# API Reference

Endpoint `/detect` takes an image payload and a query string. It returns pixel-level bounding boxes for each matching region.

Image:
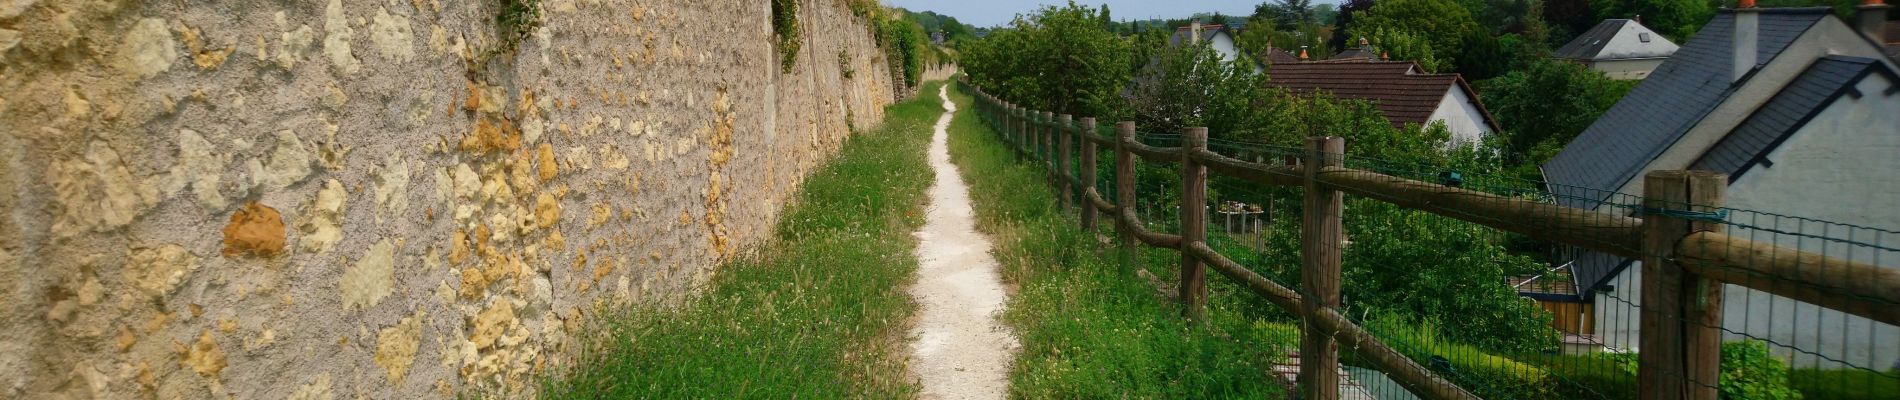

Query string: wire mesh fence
[961,81,1899,399]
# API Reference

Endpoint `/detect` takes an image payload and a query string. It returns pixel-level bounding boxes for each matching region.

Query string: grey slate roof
[1554,19,1681,61]
[1168,25,1229,46]
[1554,19,1633,60]
[1537,8,1833,300]
[1691,56,1892,175]
[1542,9,1829,210]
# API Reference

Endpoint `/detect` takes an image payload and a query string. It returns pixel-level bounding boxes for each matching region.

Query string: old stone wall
[0,0,894,398]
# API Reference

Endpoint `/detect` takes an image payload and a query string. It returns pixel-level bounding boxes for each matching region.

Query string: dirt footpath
[906,84,1018,399]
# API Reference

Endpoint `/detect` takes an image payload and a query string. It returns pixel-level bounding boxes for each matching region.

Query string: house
[1262,61,1500,144]
[1536,5,1900,368]
[1323,38,1384,63]
[1259,47,1301,66]
[1553,18,1683,79]
[1169,22,1261,72]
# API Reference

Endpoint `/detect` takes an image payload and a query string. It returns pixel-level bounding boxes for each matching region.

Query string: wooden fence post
[1638,170,1727,400]
[1115,122,1138,275]
[1180,127,1210,321]
[1079,118,1098,230]
[1300,136,1344,400]
[1026,107,1041,162]
[1012,105,1025,161]
[1042,111,1056,182]
[1058,114,1074,210]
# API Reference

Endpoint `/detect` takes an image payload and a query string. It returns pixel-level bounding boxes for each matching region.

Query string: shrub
[1529,353,1639,399]
[1535,341,1809,400]
[1364,315,1555,399]
[1721,341,1803,400]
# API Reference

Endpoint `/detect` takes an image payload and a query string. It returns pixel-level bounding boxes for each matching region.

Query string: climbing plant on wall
[773,0,801,73]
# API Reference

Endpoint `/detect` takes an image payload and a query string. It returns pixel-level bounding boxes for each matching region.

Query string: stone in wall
[0,0,898,397]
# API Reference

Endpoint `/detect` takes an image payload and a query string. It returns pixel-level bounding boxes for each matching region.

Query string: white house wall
[1594,71,1900,369]
[1426,87,1492,145]
[1207,33,1263,73]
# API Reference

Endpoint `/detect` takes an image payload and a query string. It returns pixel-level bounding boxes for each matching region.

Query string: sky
[884,0,1338,28]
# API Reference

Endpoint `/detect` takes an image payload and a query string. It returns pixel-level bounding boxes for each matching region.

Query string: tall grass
[538,82,945,399]
[942,82,1297,397]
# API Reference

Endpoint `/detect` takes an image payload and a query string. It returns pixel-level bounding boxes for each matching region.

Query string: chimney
[1191,21,1203,44]
[1634,14,1643,24]
[1858,0,1891,42]
[1381,51,1390,61]
[1299,46,1310,61]
[1733,1,1760,82]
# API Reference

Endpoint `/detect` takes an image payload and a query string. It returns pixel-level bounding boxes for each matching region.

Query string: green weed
[942,83,1296,398]
[537,82,946,399]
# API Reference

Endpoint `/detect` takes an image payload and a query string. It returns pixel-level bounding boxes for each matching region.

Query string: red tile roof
[1262,61,1500,131]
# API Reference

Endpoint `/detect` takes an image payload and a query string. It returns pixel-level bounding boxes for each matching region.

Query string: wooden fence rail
[961,82,1900,400]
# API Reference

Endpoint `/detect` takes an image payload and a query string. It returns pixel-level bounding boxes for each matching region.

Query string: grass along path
[906,84,1018,399]
[539,82,944,399]
[941,82,1299,398]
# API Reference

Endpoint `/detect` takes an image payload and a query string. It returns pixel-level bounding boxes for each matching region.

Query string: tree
[1456,28,1508,80]
[1313,3,1340,25]
[1591,0,1713,41]
[1360,26,1449,72]
[1264,0,1317,30]
[1478,59,1637,166]
[960,1,1133,119]
[1127,40,1274,142]
[1329,0,1376,52]
[1544,0,1597,46]
[1348,0,1484,72]
[1241,93,1559,353]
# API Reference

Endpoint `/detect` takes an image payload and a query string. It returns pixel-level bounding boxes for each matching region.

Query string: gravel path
[907,84,1018,400]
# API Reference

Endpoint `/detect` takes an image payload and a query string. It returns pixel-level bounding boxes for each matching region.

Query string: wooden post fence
[1638,170,1727,400]
[963,85,1900,400]
[1079,118,1098,230]
[1059,114,1074,210]
[1180,127,1210,320]
[1116,121,1138,275]
[1300,136,1344,400]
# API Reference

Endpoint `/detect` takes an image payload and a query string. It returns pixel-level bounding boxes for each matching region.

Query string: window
[1639,32,1652,43]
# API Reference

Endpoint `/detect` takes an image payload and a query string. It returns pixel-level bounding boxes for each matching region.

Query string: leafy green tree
[1544,0,1598,46]
[961,1,1133,119]
[1241,93,1558,353]
[1590,0,1713,41]
[1235,16,1333,61]
[1127,40,1274,142]
[1457,28,1509,80]
[1329,0,1376,52]
[1313,3,1340,25]
[1349,0,1484,72]
[1360,26,1449,72]
[1256,0,1317,30]
[1479,59,1636,166]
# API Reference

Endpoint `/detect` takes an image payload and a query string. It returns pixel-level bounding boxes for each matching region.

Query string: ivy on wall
[483,0,544,64]
[773,0,801,73]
